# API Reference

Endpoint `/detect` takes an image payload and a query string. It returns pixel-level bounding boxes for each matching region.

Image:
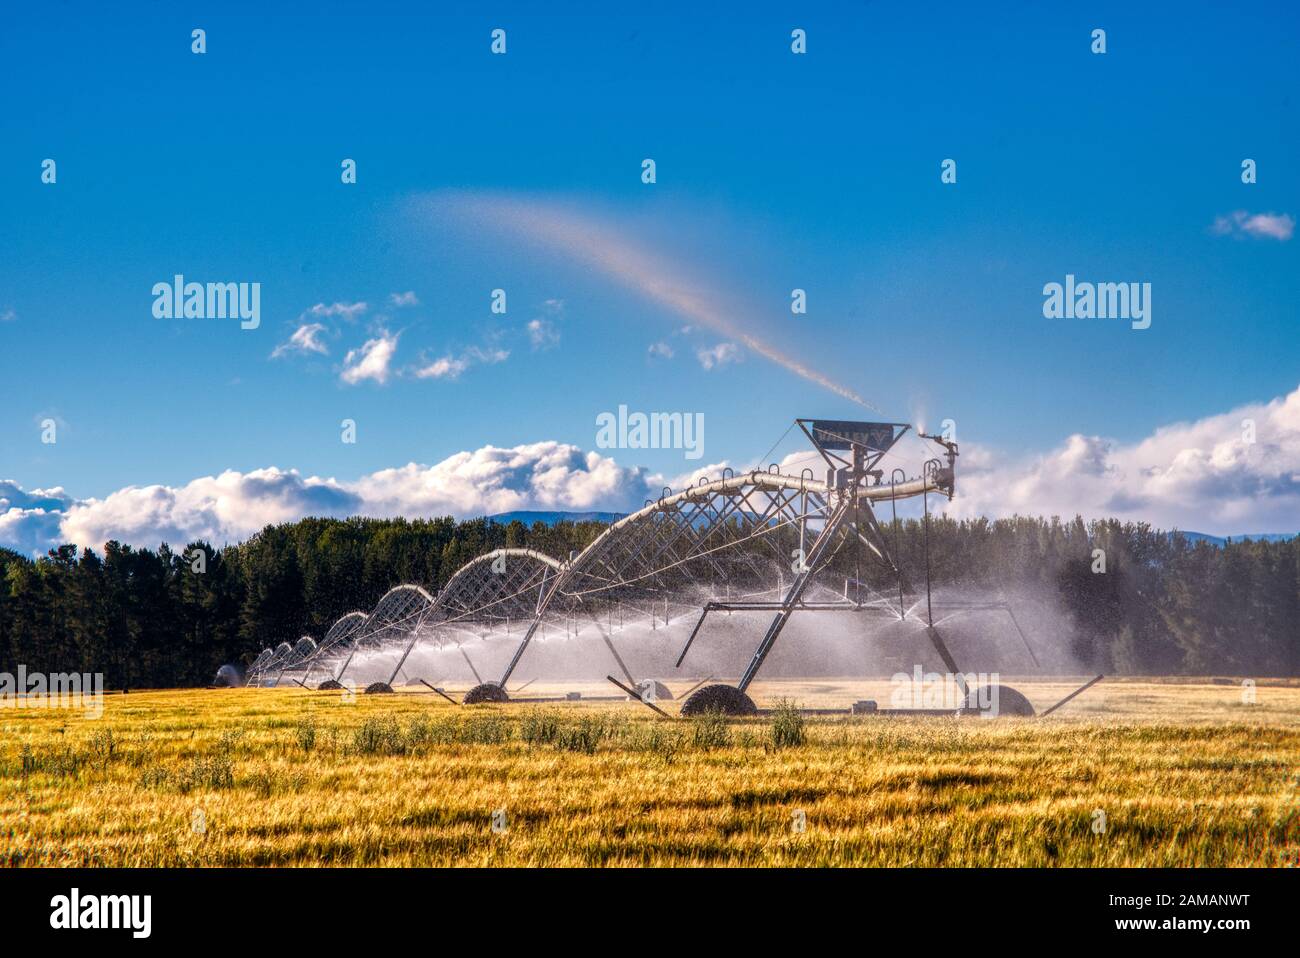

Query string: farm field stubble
[2,678,1297,867]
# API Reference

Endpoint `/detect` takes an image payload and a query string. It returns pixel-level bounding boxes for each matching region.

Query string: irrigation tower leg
[924,626,969,698]
[737,497,854,693]
[461,646,484,684]
[385,629,425,687]
[601,632,638,688]
[496,563,564,687]
[332,641,365,685]
[497,617,543,687]
[575,601,640,687]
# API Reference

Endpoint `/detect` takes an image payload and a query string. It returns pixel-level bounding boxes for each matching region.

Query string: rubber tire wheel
[635,680,674,702]
[964,684,1035,717]
[464,682,510,704]
[680,684,758,716]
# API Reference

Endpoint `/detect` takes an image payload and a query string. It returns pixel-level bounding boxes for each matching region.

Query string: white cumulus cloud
[414,355,468,380]
[0,445,656,553]
[527,318,559,349]
[271,322,329,358]
[696,342,740,370]
[414,344,509,380]
[308,301,369,320]
[945,384,1300,535]
[0,482,74,555]
[1210,210,1295,241]
[340,330,400,385]
[3,386,1297,554]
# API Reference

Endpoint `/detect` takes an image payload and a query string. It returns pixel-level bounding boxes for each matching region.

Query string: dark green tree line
[0,515,1295,687]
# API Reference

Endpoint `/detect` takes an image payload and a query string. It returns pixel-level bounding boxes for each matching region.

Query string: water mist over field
[334,581,1088,690]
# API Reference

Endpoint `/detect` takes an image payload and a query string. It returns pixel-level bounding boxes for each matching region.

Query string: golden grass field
[2,678,1298,867]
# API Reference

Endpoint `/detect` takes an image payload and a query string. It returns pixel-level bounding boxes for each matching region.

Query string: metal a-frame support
[497,565,562,687]
[736,492,858,692]
[385,625,431,688]
[687,420,964,696]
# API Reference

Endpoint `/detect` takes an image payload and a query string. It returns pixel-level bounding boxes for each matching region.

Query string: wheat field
[2,679,1297,867]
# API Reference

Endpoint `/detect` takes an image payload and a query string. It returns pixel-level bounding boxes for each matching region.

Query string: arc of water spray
[435,194,880,412]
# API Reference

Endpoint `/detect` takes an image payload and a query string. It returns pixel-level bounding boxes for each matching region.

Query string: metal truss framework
[246,420,1017,698]
[496,452,955,693]
[252,549,564,688]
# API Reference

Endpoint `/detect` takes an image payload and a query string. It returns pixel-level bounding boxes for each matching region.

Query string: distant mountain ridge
[485,510,627,526]
[1177,531,1297,547]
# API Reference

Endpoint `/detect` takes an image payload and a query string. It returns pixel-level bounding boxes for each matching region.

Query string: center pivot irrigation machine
[241,419,1103,718]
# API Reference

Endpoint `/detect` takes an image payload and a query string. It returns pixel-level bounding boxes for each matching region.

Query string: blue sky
[1,1,1298,549]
